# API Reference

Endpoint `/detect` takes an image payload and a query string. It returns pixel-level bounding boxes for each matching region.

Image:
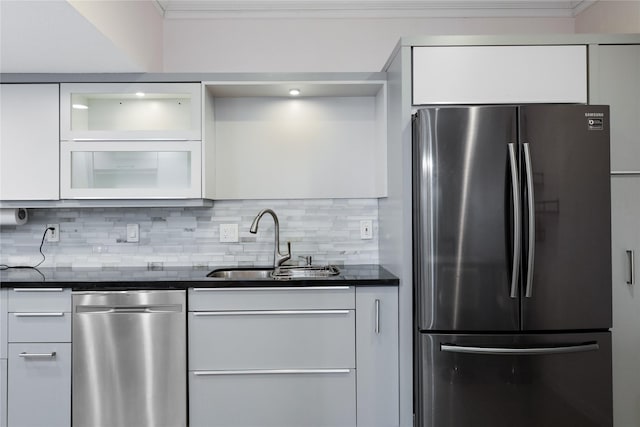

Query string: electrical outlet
[126,223,139,243]
[46,224,60,242]
[220,224,239,243]
[360,220,373,240]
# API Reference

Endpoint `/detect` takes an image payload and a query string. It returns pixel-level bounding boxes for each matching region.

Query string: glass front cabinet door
[59,83,203,199]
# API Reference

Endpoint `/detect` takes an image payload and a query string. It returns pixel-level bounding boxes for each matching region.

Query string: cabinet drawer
[188,286,355,311]
[8,343,71,427]
[8,288,71,312]
[8,312,71,343]
[189,310,355,370]
[189,368,356,427]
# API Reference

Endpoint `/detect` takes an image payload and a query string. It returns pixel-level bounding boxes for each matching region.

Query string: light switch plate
[220,224,239,243]
[126,223,139,243]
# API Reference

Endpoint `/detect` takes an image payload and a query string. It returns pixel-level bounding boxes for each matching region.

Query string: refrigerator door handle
[440,342,599,355]
[523,142,535,298]
[508,143,521,298]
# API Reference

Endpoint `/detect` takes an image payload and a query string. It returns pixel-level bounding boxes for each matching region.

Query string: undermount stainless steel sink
[271,265,341,279]
[206,265,340,280]
[207,267,274,279]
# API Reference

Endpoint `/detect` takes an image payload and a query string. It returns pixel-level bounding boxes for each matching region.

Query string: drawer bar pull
[194,369,351,376]
[192,286,351,292]
[193,310,350,316]
[14,312,65,317]
[19,352,57,358]
[13,288,64,292]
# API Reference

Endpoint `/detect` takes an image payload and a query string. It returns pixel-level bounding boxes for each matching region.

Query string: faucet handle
[298,255,312,266]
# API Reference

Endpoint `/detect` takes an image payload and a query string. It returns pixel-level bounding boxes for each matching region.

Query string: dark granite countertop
[0,264,398,290]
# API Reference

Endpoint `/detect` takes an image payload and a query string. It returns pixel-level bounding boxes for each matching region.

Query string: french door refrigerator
[413,105,612,427]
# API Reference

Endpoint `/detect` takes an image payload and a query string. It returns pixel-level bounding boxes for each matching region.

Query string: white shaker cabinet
[611,177,640,427]
[590,44,640,172]
[6,288,71,427]
[0,84,59,201]
[412,45,587,105]
[355,286,399,427]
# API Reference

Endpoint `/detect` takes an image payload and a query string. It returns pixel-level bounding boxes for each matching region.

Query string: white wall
[163,17,574,72]
[575,0,640,33]
[68,0,164,72]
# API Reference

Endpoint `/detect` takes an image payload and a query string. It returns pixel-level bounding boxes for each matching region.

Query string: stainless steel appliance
[72,290,186,427]
[413,105,612,427]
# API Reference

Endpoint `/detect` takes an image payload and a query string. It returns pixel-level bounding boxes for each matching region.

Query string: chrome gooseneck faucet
[249,209,291,267]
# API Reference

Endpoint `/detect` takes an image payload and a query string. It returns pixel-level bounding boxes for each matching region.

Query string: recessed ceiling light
[72,104,88,110]
[289,88,301,96]
[135,92,145,97]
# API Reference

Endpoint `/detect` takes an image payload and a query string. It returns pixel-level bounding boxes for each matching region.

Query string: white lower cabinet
[355,286,399,427]
[611,177,640,427]
[188,286,357,427]
[7,343,71,427]
[6,289,71,427]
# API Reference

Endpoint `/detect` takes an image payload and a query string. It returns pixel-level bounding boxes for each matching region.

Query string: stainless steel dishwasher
[72,290,186,427]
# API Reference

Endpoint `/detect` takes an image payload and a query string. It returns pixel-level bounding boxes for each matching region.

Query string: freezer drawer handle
[440,342,599,355]
[523,142,535,298]
[626,250,635,285]
[508,143,521,298]
[19,352,57,359]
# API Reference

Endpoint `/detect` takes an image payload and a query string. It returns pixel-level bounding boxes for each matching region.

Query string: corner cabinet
[59,83,203,199]
[0,84,59,201]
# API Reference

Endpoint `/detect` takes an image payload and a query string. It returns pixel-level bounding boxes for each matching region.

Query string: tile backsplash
[0,199,379,268]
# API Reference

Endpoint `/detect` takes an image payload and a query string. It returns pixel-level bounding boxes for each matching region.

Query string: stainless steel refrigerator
[413,105,612,427]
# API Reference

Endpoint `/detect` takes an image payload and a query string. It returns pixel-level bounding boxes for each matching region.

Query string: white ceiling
[154,0,598,18]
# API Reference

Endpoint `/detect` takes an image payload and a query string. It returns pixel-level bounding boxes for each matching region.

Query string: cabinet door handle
[627,250,635,285]
[193,369,351,376]
[13,312,65,317]
[19,352,57,358]
[375,299,381,334]
[193,310,350,316]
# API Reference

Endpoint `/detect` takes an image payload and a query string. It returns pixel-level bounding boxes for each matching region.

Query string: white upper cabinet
[589,44,640,172]
[203,81,387,200]
[412,45,587,105]
[60,83,201,141]
[0,84,59,201]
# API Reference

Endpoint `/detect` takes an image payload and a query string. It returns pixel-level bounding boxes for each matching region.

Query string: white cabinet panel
[8,312,71,343]
[8,288,70,312]
[0,84,59,201]
[0,359,5,427]
[412,45,587,105]
[189,369,356,427]
[356,286,399,427]
[189,310,355,370]
[611,177,640,427]
[0,290,6,359]
[590,45,640,172]
[7,343,71,427]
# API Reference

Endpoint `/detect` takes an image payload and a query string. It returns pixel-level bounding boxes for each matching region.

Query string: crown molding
[154,0,600,19]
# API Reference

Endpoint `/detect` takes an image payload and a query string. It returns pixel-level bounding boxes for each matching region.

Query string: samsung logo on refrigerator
[585,112,605,130]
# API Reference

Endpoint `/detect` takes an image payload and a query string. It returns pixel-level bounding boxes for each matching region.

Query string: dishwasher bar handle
[441,342,599,355]
[193,310,350,316]
[194,369,351,376]
[75,305,183,314]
